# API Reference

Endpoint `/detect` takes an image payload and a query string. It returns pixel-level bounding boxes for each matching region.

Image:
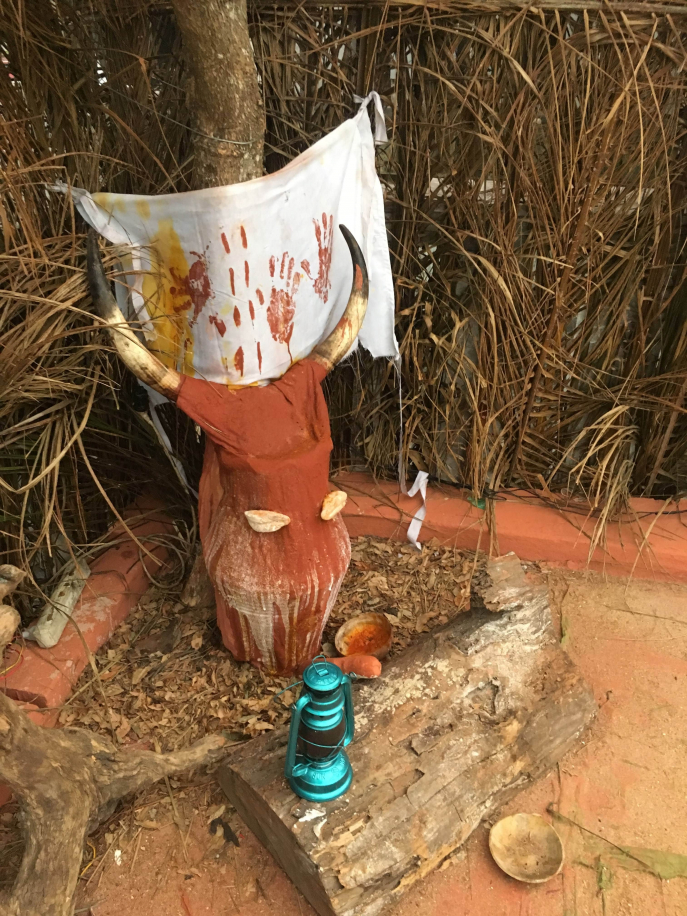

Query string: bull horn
[86,228,181,398]
[311,225,369,372]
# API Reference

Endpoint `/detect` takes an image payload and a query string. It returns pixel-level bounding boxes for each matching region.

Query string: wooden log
[219,553,596,916]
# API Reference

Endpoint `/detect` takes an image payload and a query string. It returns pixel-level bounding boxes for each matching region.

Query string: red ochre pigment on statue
[174,360,349,675]
[256,289,264,306]
[221,232,230,254]
[209,314,226,337]
[233,306,241,327]
[240,226,248,249]
[248,300,255,321]
[244,260,250,287]
[256,341,262,372]
[229,267,236,297]
[233,346,244,377]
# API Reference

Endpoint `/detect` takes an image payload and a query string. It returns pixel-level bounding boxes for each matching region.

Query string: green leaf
[618,847,687,880]
[596,858,613,891]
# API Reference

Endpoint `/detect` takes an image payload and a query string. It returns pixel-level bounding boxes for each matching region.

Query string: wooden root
[0,577,230,916]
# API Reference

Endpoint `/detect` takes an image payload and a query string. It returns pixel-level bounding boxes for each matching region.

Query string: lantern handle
[342,674,355,747]
[284,693,310,780]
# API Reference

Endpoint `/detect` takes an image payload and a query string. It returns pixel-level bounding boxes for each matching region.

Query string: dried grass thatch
[1,0,687,601]
[288,3,687,514]
[0,1,201,612]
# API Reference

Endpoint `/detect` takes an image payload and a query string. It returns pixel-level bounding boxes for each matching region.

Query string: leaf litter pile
[63,537,474,750]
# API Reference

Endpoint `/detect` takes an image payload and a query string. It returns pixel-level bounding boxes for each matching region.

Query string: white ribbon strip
[354,91,388,144]
[405,469,429,550]
[395,357,428,550]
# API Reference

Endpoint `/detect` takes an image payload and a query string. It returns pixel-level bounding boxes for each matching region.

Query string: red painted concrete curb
[335,471,687,583]
[1,500,174,709]
[0,499,173,806]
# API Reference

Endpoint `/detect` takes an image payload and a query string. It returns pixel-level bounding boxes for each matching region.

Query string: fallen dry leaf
[116,716,131,740]
[131,666,151,686]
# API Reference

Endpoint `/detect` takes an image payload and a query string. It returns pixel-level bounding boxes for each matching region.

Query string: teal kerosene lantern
[284,657,354,802]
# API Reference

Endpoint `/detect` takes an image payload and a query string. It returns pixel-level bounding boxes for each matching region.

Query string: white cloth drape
[63,93,397,387]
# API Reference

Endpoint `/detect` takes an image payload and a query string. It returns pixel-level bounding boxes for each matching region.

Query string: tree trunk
[172,0,264,188]
[218,555,597,916]
[172,0,268,633]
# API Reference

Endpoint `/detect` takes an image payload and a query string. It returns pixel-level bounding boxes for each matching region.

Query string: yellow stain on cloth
[92,195,196,374]
[140,219,196,376]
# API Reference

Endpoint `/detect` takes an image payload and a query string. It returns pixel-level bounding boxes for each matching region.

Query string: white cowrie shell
[244,510,291,532]
[321,490,347,520]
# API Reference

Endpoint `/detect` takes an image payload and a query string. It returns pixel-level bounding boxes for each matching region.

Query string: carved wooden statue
[88,226,367,676]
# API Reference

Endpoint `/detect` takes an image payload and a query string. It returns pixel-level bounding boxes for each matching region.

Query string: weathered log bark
[219,554,597,916]
[172,0,264,188]
[0,565,25,602]
[0,583,232,916]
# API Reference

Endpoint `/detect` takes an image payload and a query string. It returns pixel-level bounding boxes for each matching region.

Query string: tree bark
[172,0,267,612]
[172,0,264,188]
[219,555,597,916]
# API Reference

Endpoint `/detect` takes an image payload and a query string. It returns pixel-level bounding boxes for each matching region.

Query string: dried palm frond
[252,3,687,515]
[1,0,687,598]
[0,0,198,612]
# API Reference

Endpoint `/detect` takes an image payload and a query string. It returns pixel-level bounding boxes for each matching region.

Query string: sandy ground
[68,567,687,916]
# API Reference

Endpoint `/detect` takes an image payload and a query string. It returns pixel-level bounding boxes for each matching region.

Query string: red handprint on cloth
[169,248,214,325]
[301,213,334,303]
[267,252,301,360]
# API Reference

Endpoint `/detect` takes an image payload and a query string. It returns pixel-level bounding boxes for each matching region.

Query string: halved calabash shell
[335,612,393,660]
[489,813,564,883]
